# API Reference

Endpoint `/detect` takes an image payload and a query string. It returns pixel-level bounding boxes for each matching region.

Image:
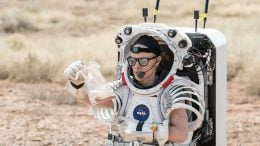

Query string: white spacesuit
[64,23,227,146]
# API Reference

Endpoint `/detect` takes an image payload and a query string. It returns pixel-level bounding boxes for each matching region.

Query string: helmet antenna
[203,0,209,28]
[143,8,148,23]
[153,0,160,23]
[194,10,200,32]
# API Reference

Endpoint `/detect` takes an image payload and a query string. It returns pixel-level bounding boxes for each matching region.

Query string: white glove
[64,60,85,85]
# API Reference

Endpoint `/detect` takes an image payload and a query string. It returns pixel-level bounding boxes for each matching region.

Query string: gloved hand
[64,60,85,85]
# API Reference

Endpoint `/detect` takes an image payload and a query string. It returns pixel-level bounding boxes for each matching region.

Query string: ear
[156,56,161,66]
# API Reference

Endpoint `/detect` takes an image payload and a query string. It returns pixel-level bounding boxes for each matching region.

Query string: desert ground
[0,81,259,146]
[0,0,259,146]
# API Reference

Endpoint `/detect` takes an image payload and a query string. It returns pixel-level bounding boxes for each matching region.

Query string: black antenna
[194,10,199,32]
[153,0,160,23]
[143,8,148,22]
[203,0,209,28]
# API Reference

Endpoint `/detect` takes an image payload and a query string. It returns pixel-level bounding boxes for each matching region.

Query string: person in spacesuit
[64,35,189,144]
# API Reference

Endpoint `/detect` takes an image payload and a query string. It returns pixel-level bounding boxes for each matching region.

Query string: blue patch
[133,104,150,122]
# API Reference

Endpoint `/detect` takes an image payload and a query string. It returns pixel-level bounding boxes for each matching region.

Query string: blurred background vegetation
[0,0,259,96]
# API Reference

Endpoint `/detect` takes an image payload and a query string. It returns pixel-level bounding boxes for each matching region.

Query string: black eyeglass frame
[127,56,158,66]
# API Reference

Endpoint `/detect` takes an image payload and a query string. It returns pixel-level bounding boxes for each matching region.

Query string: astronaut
[64,32,205,146]
[122,35,190,142]
[64,0,228,144]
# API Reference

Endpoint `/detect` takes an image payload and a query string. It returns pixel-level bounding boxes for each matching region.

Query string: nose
[132,61,142,71]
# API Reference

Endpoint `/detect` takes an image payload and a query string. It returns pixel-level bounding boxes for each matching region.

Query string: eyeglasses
[127,56,157,66]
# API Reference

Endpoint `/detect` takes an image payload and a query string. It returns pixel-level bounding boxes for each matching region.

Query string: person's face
[127,52,161,82]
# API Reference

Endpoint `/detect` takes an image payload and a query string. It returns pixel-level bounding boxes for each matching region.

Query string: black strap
[136,121,144,131]
[70,81,84,89]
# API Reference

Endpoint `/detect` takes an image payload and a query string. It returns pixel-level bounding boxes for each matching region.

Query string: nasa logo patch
[133,104,150,122]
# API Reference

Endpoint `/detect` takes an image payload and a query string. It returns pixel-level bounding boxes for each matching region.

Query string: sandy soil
[0,81,107,146]
[0,81,259,146]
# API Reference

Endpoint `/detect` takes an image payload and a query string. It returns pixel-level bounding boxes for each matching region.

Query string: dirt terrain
[0,81,259,146]
[0,81,107,146]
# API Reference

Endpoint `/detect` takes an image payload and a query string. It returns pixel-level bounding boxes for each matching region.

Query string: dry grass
[247,64,260,96]
[0,0,259,95]
[0,8,38,33]
[0,32,117,83]
[27,83,77,105]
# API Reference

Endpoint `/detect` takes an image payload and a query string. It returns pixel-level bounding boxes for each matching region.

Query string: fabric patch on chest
[133,104,150,122]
